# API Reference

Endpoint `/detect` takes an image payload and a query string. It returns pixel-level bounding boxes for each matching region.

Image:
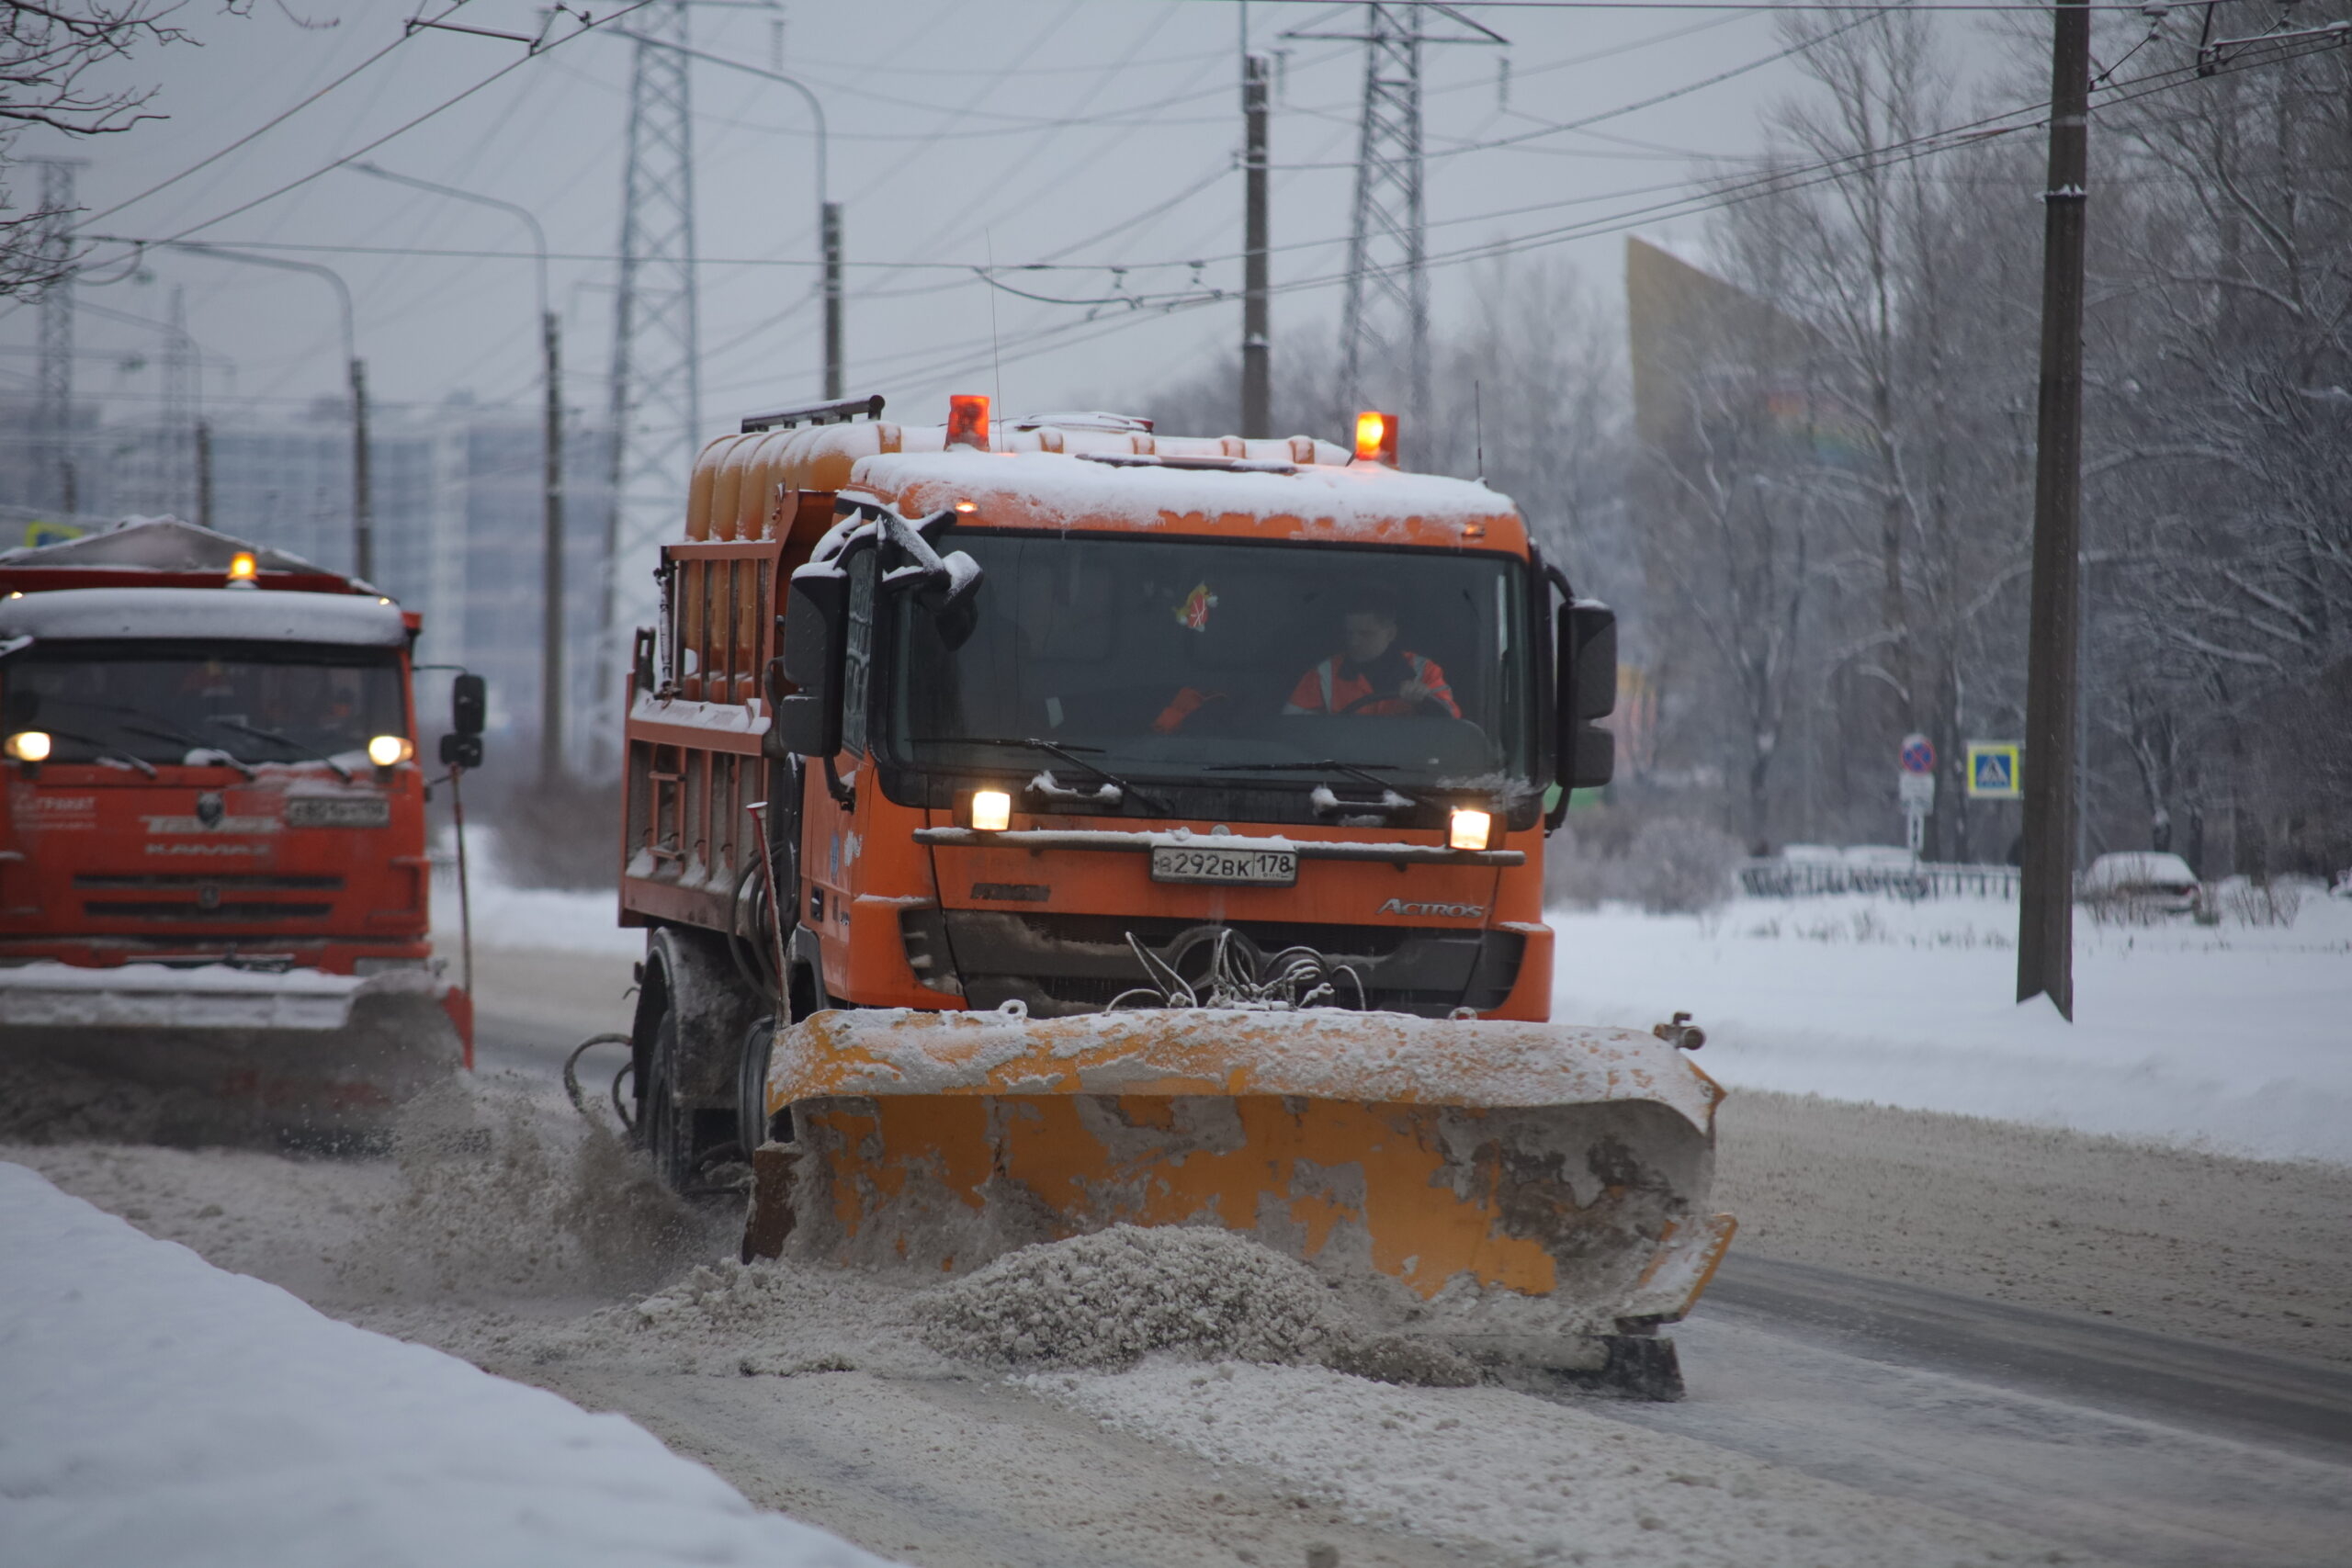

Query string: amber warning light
[1354,411,1398,467]
[947,394,991,450]
[226,550,259,585]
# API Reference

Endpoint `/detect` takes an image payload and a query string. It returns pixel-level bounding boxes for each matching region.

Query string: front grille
[82,900,336,921]
[939,909,1523,1020]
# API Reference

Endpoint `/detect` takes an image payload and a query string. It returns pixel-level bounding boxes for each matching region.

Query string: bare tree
[1,1,244,293]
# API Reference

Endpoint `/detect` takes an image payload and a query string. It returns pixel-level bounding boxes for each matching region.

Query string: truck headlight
[1448,808,1491,852]
[971,789,1012,832]
[368,735,413,767]
[5,730,51,763]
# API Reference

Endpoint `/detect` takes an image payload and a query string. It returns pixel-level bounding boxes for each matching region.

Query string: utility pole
[163,285,198,518]
[195,420,214,530]
[1283,6,1501,434]
[31,159,79,515]
[2017,0,2091,1020]
[1241,52,1272,438]
[822,200,843,398]
[543,308,566,780]
[349,357,372,581]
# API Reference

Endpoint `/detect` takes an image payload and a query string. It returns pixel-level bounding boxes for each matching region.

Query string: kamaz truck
[0,518,481,1144]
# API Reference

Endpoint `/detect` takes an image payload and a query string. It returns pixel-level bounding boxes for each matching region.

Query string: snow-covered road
[8,884,2349,1568]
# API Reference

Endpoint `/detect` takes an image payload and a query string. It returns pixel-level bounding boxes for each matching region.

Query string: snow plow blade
[0,962,467,1146]
[751,1007,1735,1348]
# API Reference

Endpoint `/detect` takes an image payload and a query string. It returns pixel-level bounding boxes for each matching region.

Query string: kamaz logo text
[1378,897,1485,919]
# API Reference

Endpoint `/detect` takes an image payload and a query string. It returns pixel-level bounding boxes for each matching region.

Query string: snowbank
[1551,891,2352,1164]
[0,1162,898,1568]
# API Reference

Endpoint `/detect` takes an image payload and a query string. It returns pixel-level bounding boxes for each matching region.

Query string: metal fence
[1737,860,2021,901]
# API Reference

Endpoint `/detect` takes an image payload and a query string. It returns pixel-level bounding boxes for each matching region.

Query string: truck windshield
[2,641,406,768]
[884,534,1535,789]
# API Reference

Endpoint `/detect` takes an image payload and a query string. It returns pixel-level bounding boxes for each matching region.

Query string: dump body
[0,520,466,1141]
[616,402,1731,1384]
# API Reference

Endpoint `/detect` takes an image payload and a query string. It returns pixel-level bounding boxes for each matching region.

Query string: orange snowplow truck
[0,519,479,1143]
[619,396,1732,1394]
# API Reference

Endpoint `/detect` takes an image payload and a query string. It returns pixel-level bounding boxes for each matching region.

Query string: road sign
[1899,772,1935,807]
[1899,733,1936,774]
[21,520,83,549]
[1965,741,2023,800]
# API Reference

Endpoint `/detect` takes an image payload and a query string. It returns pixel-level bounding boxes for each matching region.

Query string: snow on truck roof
[0,516,345,581]
[684,412,1527,552]
[844,448,1526,551]
[0,586,409,648]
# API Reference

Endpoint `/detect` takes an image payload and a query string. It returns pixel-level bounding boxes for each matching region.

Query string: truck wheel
[645,1003,695,1190]
[735,1014,774,1160]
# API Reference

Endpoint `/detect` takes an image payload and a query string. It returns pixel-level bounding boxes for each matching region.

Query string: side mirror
[774,566,847,758]
[1557,600,1615,793]
[451,672,487,737]
[439,671,486,769]
[877,507,984,649]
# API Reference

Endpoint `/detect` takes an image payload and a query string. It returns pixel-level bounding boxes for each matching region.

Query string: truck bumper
[0,963,468,1145]
[0,961,436,1032]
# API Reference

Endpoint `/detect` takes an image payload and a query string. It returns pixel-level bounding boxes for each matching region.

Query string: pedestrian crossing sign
[1966,741,2022,800]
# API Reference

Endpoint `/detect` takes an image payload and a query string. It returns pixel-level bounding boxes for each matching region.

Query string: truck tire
[645,1003,695,1190]
[632,927,763,1193]
[735,1014,775,1161]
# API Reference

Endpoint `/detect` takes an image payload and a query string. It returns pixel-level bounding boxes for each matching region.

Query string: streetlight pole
[171,242,370,580]
[355,164,569,785]
[610,28,836,397]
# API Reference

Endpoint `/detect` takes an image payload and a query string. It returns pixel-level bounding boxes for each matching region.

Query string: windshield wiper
[121,725,260,780]
[910,735,1170,814]
[33,728,160,778]
[209,717,354,783]
[1205,759,1423,805]
[82,704,262,779]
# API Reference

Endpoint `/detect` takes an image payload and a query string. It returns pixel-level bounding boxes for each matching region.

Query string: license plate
[286,795,390,829]
[1149,844,1298,886]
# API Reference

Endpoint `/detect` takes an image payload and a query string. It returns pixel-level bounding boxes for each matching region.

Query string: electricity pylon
[601,0,701,752]
[30,159,82,513]
[1282,6,1501,439]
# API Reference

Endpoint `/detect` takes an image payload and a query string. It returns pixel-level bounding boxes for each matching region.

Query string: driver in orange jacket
[1282,591,1460,719]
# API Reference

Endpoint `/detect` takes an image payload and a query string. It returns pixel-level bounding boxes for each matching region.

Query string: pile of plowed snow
[920,1225,1343,1370]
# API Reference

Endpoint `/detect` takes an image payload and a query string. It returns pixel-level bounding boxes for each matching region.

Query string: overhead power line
[1211,2,2234,12]
[84,0,481,227]
[78,0,665,271]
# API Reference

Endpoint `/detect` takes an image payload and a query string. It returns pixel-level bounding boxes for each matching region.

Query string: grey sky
[7,1,1996,443]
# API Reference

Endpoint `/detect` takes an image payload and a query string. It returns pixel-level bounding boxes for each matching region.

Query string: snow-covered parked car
[2081,852,2202,915]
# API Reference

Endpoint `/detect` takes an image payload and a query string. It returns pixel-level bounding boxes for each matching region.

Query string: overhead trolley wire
[797,19,2352,398]
[84,0,481,227]
[77,0,665,272]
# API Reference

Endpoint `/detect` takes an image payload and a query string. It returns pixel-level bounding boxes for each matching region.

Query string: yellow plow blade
[755,1008,1735,1336]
